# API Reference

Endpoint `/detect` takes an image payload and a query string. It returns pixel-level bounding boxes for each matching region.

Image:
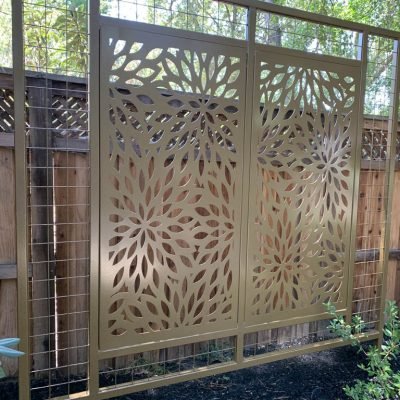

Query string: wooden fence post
[387,170,400,305]
[27,77,56,374]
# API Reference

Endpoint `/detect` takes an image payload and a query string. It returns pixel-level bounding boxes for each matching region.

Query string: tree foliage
[0,0,398,114]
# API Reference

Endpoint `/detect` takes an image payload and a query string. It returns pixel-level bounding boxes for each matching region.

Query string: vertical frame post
[12,0,30,398]
[377,39,400,345]
[237,6,256,363]
[89,0,100,396]
[346,31,369,325]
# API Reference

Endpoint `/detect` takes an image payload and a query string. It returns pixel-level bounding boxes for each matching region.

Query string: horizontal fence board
[0,133,14,148]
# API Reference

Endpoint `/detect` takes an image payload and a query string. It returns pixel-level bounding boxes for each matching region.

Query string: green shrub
[326,301,400,400]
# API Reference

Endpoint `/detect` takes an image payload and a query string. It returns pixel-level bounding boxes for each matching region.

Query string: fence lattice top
[0,72,399,160]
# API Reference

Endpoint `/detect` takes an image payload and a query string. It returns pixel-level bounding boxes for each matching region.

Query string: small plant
[129,357,166,377]
[326,301,400,400]
[195,341,234,365]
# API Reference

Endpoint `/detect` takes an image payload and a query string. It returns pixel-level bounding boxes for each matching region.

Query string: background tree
[0,0,398,115]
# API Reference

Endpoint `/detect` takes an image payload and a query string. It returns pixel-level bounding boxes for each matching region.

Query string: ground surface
[114,346,368,400]
[0,345,377,400]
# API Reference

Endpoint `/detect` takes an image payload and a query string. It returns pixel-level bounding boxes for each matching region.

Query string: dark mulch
[114,346,369,400]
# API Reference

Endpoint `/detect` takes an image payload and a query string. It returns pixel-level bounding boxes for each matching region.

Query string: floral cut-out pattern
[247,55,358,321]
[100,29,245,349]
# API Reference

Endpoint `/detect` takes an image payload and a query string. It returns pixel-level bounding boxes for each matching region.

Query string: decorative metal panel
[99,27,246,349]
[246,51,359,324]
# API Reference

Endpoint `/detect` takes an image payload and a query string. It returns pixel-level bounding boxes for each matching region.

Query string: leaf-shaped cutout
[112,267,125,288]
[162,242,175,255]
[176,239,190,248]
[139,170,145,193]
[136,67,157,79]
[173,292,180,312]
[164,283,171,301]
[112,248,127,265]
[180,255,191,268]
[137,94,154,104]
[165,168,174,185]
[163,187,173,202]
[222,304,232,314]
[109,235,124,247]
[152,267,160,288]
[210,269,218,284]
[208,181,219,197]
[161,301,170,317]
[205,240,219,249]
[193,302,204,317]
[108,299,123,314]
[194,270,206,283]
[199,253,211,264]
[146,301,158,315]
[113,225,130,233]
[124,59,140,71]
[129,306,142,317]
[168,98,184,108]
[146,48,162,60]
[195,207,210,216]
[221,205,230,219]
[168,224,183,233]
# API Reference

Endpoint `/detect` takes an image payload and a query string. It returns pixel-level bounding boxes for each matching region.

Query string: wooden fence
[0,70,399,378]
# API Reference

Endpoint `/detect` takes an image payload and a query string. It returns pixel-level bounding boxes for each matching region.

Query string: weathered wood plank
[0,133,14,148]
[387,170,400,304]
[356,170,386,251]
[0,148,18,376]
[54,151,89,377]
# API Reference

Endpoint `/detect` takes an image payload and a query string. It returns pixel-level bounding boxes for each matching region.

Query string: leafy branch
[326,301,400,400]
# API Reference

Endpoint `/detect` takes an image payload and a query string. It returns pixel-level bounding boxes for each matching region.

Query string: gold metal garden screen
[6,0,400,399]
[99,20,359,348]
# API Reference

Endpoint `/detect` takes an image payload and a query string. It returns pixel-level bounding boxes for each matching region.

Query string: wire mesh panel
[21,1,91,399]
[246,49,360,325]
[352,35,398,331]
[255,11,361,59]
[243,319,336,357]
[99,336,236,388]
[100,0,247,40]
[99,24,247,349]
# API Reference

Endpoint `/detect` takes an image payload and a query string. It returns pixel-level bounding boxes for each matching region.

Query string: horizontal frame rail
[223,0,400,39]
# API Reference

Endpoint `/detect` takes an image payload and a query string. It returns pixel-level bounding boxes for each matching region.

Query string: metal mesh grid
[365,36,396,116]
[99,337,236,389]
[243,320,336,358]
[100,0,247,40]
[255,11,361,59]
[352,35,398,331]
[361,117,400,163]
[23,1,88,77]
[22,0,90,399]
